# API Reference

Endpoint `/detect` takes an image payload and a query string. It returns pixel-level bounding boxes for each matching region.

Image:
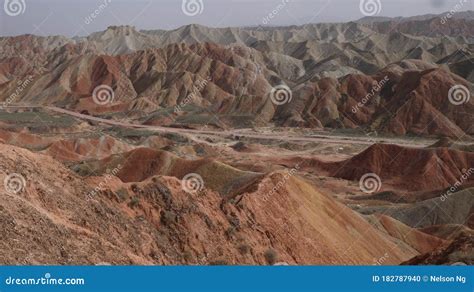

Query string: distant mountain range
[0,11,472,137]
[357,10,474,23]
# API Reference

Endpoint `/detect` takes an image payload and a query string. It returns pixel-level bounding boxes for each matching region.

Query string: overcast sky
[0,0,472,37]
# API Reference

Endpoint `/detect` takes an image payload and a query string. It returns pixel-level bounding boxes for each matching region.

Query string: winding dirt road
[4,105,437,147]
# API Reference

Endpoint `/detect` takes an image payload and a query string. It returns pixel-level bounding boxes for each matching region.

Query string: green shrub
[264,249,278,265]
[129,196,140,208]
[237,244,250,255]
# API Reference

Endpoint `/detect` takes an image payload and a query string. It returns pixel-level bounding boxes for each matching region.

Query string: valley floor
[0,108,472,265]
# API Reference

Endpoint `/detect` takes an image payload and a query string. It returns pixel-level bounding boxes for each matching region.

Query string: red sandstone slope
[43,136,134,162]
[380,68,473,137]
[75,147,265,198]
[330,144,474,192]
[367,214,446,254]
[0,128,134,162]
[0,43,275,121]
[0,143,421,265]
[402,233,474,265]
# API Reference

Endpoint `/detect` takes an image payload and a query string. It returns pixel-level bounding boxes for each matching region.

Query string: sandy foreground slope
[0,141,427,265]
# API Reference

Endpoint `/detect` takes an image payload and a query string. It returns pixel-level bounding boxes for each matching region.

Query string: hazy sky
[0,0,472,37]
